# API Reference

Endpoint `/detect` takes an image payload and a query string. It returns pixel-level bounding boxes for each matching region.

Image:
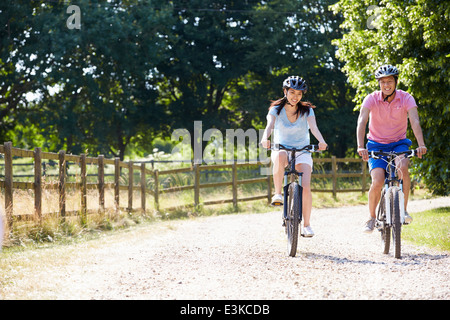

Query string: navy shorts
[367,139,412,172]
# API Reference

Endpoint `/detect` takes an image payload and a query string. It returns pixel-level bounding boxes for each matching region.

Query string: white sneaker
[271,194,283,206]
[404,212,413,224]
[363,218,376,233]
[301,225,315,237]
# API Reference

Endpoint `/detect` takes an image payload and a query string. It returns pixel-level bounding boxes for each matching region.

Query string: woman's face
[284,88,303,106]
[378,76,396,96]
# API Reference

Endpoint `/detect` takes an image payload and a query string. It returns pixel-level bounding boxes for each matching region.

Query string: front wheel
[286,182,301,257]
[377,189,390,254]
[390,187,402,259]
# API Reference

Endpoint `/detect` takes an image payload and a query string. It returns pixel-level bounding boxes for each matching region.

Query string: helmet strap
[383,89,396,102]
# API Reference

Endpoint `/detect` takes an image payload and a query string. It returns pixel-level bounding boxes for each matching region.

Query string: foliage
[1,0,358,160]
[331,0,449,195]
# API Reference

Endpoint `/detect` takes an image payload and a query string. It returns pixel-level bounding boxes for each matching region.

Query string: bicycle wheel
[377,189,390,254]
[390,186,402,259]
[286,182,301,257]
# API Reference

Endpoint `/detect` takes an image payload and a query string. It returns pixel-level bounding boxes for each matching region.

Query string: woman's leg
[296,163,312,227]
[272,151,288,195]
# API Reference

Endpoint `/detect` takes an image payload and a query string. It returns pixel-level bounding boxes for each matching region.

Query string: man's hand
[358,147,369,161]
[416,145,427,159]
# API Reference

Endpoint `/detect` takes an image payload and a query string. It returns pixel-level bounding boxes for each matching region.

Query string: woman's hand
[260,139,271,149]
[318,142,328,151]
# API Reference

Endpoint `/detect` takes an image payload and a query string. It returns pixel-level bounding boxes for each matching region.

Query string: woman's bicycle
[369,149,418,259]
[273,144,321,257]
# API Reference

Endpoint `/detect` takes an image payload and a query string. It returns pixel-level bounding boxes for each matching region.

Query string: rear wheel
[286,182,301,257]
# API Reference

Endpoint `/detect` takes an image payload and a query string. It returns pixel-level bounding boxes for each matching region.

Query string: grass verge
[402,206,450,252]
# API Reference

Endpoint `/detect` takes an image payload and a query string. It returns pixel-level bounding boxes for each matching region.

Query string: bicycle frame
[275,144,318,221]
[371,150,415,225]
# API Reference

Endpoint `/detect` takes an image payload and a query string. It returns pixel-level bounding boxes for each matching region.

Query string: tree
[331,0,449,195]
[158,0,357,157]
[1,0,172,159]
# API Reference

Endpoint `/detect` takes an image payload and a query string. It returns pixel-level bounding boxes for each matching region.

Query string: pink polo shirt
[362,90,417,144]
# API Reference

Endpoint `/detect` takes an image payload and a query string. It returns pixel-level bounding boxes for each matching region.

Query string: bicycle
[272,143,322,257]
[368,149,418,259]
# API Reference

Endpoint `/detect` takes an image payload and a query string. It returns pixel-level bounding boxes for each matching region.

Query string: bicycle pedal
[271,202,283,207]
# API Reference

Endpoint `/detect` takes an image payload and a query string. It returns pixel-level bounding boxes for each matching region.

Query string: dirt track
[1,197,449,300]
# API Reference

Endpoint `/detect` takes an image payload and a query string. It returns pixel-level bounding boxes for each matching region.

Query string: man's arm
[408,107,427,158]
[357,107,370,161]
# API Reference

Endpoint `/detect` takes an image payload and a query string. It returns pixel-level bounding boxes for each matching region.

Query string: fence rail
[0,142,369,232]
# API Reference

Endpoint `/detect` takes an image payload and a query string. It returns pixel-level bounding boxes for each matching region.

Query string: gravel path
[1,197,449,300]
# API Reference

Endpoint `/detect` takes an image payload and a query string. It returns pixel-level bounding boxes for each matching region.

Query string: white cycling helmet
[374,64,399,79]
[282,76,307,91]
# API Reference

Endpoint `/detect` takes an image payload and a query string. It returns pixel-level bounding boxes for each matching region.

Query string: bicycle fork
[283,173,303,221]
[383,184,406,226]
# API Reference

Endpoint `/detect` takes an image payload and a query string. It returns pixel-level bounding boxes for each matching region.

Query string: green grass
[402,207,450,252]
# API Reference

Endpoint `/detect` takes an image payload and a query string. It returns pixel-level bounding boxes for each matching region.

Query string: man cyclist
[356,64,427,233]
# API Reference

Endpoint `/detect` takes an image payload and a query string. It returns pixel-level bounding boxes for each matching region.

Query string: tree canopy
[1,0,356,160]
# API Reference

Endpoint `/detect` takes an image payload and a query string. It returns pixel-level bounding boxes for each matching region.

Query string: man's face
[378,76,396,96]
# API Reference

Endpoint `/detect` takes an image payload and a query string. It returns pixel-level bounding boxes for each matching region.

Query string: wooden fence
[0,141,369,231]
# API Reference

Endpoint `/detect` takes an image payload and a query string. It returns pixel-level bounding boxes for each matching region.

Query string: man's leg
[368,168,385,219]
[364,168,385,233]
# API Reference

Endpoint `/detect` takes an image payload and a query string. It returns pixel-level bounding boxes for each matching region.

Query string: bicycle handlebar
[272,144,322,153]
[368,149,416,159]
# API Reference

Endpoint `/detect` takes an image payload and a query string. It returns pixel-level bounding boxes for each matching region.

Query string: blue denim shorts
[367,139,412,172]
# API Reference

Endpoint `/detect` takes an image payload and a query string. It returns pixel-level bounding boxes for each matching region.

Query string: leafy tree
[1,0,172,159]
[331,0,449,195]
[0,1,42,144]
[158,0,357,157]
[2,0,358,162]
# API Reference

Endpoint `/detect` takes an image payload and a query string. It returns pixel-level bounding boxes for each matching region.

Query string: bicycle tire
[390,186,402,259]
[377,189,390,254]
[286,182,301,257]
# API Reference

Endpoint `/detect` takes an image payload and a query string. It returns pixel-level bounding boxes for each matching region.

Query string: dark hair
[269,96,314,119]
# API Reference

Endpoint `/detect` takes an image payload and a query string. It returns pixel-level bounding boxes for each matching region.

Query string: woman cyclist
[260,76,327,237]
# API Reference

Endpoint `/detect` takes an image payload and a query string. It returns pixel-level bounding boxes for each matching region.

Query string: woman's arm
[307,116,327,150]
[260,114,276,149]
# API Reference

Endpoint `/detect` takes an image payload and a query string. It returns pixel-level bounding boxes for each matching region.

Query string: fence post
[114,158,120,213]
[59,150,66,220]
[194,164,200,209]
[4,142,13,231]
[128,161,133,213]
[98,155,105,214]
[141,163,146,214]
[34,147,42,222]
[332,156,337,198]
[232,161,237,209]
[154,169,159,211]
[80,154,87,224]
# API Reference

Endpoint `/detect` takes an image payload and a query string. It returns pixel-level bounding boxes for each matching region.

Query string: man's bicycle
[369,149,418,259]
[273,144,322,257]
